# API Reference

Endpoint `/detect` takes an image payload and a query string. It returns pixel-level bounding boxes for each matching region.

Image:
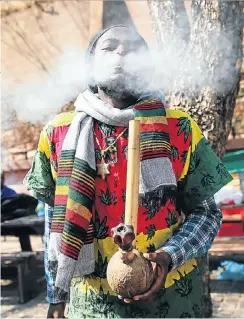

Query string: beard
[98,78,138,100]
[94,71,150,101]
[99,86,136,101]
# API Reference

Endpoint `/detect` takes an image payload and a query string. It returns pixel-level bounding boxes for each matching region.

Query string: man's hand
[118,250,172,303]
[47,302,66,318]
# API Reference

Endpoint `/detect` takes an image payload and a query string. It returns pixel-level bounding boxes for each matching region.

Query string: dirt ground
[1,236,244,318]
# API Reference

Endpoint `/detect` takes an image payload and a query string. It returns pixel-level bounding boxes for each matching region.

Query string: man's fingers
[143,252,158,262]
[133,281,161,301]
[124,298,132,304]
[133,267,166,301]
[152,261,157,274]
[133,290,151,301]
[118,295,132,304]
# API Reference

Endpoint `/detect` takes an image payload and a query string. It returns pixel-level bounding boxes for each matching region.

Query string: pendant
[97,158,110,180]
[101,150,106,157]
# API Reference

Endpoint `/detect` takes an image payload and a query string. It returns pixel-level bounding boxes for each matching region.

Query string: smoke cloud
[2,47,87,127]
[1,28,238,126]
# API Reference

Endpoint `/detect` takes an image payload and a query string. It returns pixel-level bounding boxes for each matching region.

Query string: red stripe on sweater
[141,148,171,154]
[141,151,171,158]
[134,102,163,110]
[60,242,80,259]
[140,123,169,133]
[70,181,94,199]
[141,153,171,161]
[61,241,81,253]
[54,195,68,205]
[51,224,64,233]
[65,209,91,229]
[58,168,73,176]
[141,149,171,156]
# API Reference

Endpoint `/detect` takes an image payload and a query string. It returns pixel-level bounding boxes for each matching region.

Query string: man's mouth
[114,66,124,74]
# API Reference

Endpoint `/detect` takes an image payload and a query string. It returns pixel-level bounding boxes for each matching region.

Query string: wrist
[155,249,172,271]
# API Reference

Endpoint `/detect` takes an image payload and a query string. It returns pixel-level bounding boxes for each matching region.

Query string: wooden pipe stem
[124,120,140,248]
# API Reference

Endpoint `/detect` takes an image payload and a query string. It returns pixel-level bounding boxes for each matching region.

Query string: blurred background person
[1,170,17,199]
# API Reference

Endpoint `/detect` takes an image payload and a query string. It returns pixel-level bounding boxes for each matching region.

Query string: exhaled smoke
[2,29,238,125]
[2,48,87,126]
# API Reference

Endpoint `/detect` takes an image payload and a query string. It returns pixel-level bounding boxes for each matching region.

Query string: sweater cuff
[160,245,186,270]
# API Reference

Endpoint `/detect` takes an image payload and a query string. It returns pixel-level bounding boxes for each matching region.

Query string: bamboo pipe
[124,120,140,248]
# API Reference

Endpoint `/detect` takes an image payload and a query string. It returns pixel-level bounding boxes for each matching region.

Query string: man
[1,171,16,198]
[24,25,231,318]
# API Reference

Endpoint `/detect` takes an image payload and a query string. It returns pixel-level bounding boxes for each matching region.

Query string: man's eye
[102,46,115,51]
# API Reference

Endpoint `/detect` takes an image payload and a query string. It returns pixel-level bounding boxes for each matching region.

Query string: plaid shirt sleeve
[162,196,222,270]
[44,204,56,304]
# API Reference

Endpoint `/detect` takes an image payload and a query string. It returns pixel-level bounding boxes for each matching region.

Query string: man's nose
[116,44,126,56]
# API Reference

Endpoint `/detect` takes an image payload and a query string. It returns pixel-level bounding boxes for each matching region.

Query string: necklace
[94,127,128,180]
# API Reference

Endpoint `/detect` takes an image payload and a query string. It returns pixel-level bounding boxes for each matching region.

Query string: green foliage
[174,271,193,297]
[177,117,191,143]
[94,210,108,239]
[146,224,156,240]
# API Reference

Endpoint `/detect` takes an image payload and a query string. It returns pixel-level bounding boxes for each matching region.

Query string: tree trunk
[148,0,243,317]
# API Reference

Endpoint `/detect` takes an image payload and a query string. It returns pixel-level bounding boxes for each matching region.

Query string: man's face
[92,28,152,98]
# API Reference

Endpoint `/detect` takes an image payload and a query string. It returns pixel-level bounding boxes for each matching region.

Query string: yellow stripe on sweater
[56,185,69,195]
[51,112,77,127]
[52,217,65,222]
[140,141,171,148]
[140,140,171,147]
[136,116,167,124]
[71,173,95,191]
[58,161,74,167]
[134,98,158,106]
[72,169,95,189]
[63,232,83,245]
[67,198,92,221]
[62,236,82,250]
[62,232,83,247]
